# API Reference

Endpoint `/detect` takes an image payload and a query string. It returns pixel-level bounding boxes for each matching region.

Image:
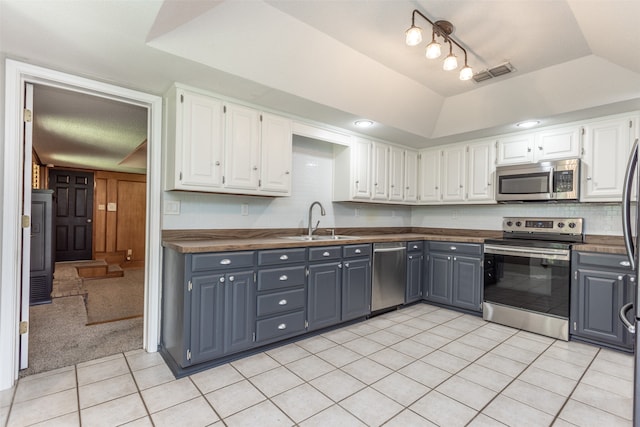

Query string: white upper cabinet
[165,88,224,191]
[418,147,441,203]
[533,126,581,161]
[496,134,534,165]
[581,116,635,202]
[441,145,466,202]
[224,103,261,190]
[260,113,292,194]
[389,146,404,201]
[352,138,372,200]
[467,141,496,202]
[165,85,292,197]
[404,150,419,202]
[333,137,370,201]
[371,142,389,201]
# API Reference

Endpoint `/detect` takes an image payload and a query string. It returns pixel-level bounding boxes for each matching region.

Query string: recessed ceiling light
[354,120,374,128]
[516,120,540,129]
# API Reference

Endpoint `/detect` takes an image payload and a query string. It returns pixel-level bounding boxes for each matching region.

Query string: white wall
[162,136,412,230]
[411,203,623,236]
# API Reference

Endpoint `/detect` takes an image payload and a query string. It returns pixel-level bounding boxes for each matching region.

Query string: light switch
[164,200,180,215]
[98,204,106,211]
[107,202,117,212]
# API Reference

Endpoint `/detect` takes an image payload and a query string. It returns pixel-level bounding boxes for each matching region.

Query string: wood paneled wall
[94,170,146,266]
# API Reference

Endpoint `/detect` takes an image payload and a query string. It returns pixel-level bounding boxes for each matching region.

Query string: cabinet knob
[408,255,413,259]
[459,185,463,188]
[538,146,543,150]
[586,176,592,181]
[228,276,234,282]
[620,261,631,267]
[285,171,290,175]
[219,277,225,283]
[406,186,410,190]
[215,161,220,166]
[322,251,330,257]
[338,263,343,269]
[618,275,624,281]
[355,249,362,254]
[454,257,457,261]
[448,256,451,260]
[391,185,394,188]
[220,259,231,265]
[450,246,457,251]
[435,186,439,190]
[252,166,258,171]
[278,299,288,306]
[345,262,350,268]
[279,275,288,281]
[413,245,418,249]
[277,323,287,330]
[527,147,532,152]
[280,255,289,260]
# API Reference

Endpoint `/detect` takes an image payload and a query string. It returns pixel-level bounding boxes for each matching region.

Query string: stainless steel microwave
[495,158,580,202]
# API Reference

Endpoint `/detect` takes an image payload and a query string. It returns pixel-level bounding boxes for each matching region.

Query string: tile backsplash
[163,137,623,236]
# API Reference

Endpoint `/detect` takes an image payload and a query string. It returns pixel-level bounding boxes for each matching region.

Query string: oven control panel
[502,217,583,234]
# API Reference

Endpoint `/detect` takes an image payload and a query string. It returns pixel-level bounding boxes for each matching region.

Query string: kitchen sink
[278,235,358,241]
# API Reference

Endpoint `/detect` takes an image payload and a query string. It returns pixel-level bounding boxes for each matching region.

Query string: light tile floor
[0,303,634,427]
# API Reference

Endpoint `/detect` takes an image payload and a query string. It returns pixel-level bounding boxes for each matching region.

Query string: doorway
[0,59,163,390]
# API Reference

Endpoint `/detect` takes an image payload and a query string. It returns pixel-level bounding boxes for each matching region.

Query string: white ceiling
[2,0,640,167]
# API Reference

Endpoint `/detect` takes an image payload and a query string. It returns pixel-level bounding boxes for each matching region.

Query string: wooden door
[49,169,94,261]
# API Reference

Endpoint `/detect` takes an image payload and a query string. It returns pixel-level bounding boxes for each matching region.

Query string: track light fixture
[405,9,473,81]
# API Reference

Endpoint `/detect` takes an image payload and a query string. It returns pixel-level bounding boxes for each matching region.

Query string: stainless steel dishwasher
[372,242,407,312]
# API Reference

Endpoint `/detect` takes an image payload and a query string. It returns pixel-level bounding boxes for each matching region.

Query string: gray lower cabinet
[162,248,256,368]
[255,248,307,344]
[406,241,423,303]
[342,255,371,321]
[425,242,483,313]
[571,251,634,351]
[307,261,342,331]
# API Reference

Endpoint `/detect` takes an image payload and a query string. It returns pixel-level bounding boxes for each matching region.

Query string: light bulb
[425,41,441,59]
[443,53,458,71]
[405,25,422,46]
[459,65,473,80]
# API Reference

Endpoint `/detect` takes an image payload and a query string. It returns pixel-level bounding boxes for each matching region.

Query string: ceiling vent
[472,62,515,83]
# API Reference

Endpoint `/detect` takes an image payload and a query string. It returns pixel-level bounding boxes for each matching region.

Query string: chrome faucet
[307,201,326,238]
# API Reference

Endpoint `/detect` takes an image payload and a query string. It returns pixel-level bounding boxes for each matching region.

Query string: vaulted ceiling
[1,0,640,171]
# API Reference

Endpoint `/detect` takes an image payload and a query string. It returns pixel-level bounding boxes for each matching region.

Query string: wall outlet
[241,204,249,216]
[164,200,180,215]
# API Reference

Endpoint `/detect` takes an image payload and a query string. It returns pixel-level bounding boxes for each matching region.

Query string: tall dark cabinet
[30,189,54,305]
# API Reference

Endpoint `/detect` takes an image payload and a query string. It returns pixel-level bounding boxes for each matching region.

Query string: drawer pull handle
[278,299,288,305]
[450,246,457,251]
[279,275,288,281]
[355,249,362,254]
[323,251,330,257]
[220,259,231,265]
[280,255,289,260]
[278,323,287,330]
[620,261,631,267]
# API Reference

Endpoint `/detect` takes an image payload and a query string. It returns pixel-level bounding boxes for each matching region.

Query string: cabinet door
[406,253,423,303]
[352,138,372,199]
[190,274,225,364]
[388,146,404,201]
[224,104,260,190]
[467,141,495,202]
[452,256,482,312]
[260,113,292,194]
[342,258,371,321]
[372,142,389,200]
[307,262,342,331]
[224,271,256,355]
[404,150,419,202]
[179,91,224,188]
[427,253,452,305]
[441,145,466,202]
[534,126,581,161]
[496,134,534,165]
[572,268,629,348]
[581,118,633,202]
[418,148,441,203]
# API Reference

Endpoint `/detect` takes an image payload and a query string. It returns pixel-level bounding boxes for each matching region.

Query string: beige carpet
[83,269,144,325]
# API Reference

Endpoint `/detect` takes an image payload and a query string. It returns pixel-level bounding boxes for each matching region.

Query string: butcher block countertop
[162,227,499,254]
[162,227,627,255]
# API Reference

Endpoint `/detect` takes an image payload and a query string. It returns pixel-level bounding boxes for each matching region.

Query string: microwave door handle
[622,138,638,271]
[548,167,555,198]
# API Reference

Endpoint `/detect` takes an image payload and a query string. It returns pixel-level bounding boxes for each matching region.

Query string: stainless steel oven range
[483,217,584,340]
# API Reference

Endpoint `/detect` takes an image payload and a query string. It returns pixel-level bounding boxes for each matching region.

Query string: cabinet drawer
[574,252,630,270]
[257,265,306,291]
[191,251,255,272]
[258,248,306,266]
[309,246,341,261]
[343,244,371,258]
[257,288,305,317]
[256,310,306,343]
[429,241,481,256]
[407,241,424,252]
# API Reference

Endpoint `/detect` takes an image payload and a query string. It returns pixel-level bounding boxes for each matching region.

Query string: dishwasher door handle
[374,247,407,253]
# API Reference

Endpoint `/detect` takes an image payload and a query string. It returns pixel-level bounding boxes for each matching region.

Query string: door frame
[1,59,163,390]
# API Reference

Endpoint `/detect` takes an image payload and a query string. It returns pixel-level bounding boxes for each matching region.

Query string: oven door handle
[483,244,570,261]
[619,303,636,334]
